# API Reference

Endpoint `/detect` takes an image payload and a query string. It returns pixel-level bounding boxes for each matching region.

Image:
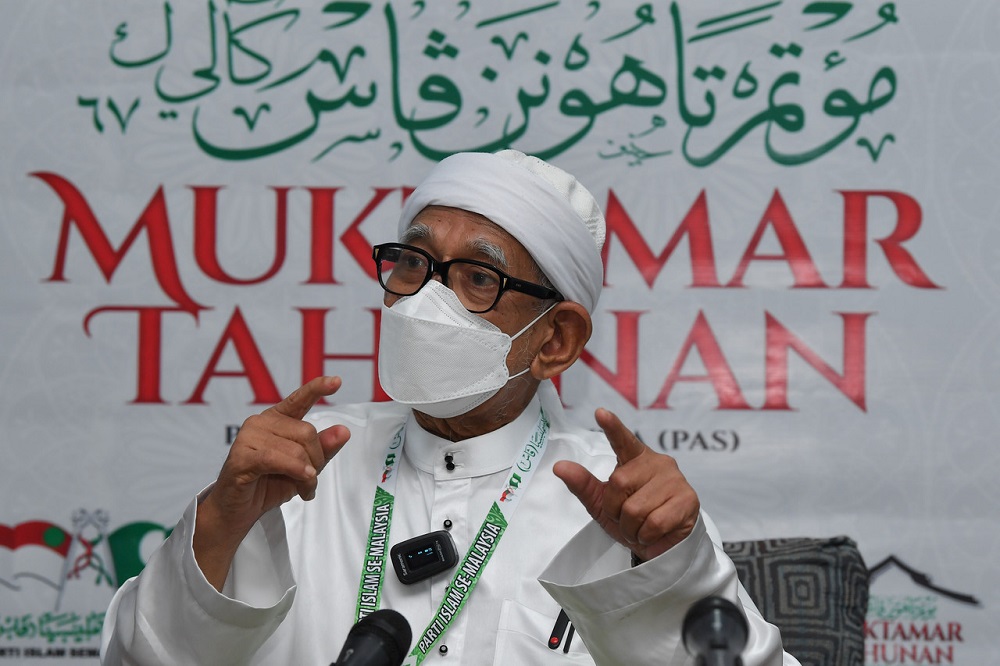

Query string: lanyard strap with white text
[354,408,551,665]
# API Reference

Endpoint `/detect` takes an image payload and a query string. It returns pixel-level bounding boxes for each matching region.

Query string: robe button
[438,644,449,655]
[443,519,453,530]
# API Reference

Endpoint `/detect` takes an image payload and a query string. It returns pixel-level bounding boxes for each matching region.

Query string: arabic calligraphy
[0,612,104,644]
[77,1,901,166]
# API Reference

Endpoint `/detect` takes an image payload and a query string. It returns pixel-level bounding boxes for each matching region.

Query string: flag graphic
[0,521,73,591]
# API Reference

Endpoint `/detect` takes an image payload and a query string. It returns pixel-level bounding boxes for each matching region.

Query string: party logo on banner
[0,510,170,659]
[865,555,981,665]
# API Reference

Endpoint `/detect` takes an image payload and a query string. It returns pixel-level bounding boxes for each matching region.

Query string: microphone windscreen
[682,595,748,661]
[336,609,412,666]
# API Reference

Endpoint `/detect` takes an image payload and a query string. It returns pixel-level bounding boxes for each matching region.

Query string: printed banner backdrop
[1,1,996,662]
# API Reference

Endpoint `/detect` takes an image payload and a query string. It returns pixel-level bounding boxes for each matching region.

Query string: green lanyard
[354,408,551,665]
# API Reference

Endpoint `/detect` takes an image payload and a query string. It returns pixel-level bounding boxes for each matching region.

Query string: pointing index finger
[595,407,647,465]
[272,376,342,421]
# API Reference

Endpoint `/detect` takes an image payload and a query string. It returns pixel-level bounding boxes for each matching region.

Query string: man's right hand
[194,376,351,590]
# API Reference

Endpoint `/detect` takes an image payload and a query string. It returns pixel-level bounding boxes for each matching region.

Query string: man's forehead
[407,206,506,236]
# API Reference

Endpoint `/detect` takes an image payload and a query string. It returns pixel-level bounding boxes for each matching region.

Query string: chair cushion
[723,536,869,666]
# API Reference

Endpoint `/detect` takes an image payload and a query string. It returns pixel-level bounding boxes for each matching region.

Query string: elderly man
[101,151,796,665]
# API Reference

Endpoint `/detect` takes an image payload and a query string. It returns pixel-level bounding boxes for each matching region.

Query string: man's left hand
[553,408,700,562]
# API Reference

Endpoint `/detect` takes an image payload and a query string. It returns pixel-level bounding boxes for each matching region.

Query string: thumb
[317,424,351,466]
[553,460,603,519]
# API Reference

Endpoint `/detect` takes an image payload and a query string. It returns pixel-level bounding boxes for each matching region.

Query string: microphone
[331,609,412,666]
[681,596,748,666]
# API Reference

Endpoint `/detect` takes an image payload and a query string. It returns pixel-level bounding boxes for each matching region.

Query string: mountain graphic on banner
[868,555,980,606]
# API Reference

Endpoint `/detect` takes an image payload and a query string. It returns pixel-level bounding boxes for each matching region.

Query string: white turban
[397,150,606,313]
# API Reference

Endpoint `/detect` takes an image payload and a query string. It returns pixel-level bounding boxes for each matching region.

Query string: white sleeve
[100,494,297,665]
[538,512,799,666]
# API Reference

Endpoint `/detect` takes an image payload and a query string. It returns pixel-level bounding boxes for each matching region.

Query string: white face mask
[378,280,555,419]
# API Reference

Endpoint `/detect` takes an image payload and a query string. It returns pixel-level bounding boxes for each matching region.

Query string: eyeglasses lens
[378,245,503,313]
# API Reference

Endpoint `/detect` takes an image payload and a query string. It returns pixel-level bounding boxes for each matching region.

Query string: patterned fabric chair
[723,536,869,666]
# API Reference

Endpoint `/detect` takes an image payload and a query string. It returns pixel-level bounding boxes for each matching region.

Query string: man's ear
[531,301,592,380]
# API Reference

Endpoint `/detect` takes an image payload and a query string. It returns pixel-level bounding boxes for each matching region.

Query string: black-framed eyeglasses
[372,243,563,314]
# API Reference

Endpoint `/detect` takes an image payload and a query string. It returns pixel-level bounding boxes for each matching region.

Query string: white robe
[101,385,797,665]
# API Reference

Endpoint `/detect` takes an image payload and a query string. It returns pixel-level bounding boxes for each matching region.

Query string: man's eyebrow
[470,238,508,270]
[399,223,431,244]
[400,222,509,269]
